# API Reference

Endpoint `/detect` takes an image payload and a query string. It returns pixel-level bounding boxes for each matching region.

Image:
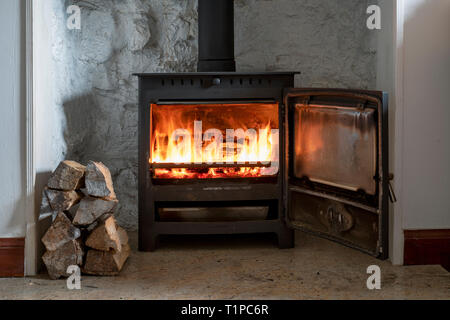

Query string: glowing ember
[150,103,279,179]
[154,167,266,179]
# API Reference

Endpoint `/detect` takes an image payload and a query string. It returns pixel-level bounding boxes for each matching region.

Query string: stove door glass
[293,103,377,195]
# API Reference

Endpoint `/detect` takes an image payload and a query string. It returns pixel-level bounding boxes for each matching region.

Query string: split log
[41,212,81,251]
[65,202,80,221]
[117,226,129,247]
[45,188,81,212]
[39,189,56,220]
[84,213,113,233]
[85,221,99,234]
[79,188,90,197]
[42,239,84,280]
[73,197,118,226]
[85,161,116,199]
[47,160,86,191]
[83,244,130,276]
[85,216,121,252]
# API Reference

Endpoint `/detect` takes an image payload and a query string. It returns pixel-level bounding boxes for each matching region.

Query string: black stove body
[136,72,297,251]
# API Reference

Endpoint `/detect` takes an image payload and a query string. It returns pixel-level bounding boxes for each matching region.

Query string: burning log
[151,161,273,170]
[150,103,279,179]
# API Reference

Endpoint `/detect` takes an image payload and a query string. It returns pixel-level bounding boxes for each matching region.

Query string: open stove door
[284,88,389,258]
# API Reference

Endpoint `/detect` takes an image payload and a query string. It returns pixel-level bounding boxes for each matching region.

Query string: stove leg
[147,234,160,252]
[277,227,294,249]
[139,233,159,252]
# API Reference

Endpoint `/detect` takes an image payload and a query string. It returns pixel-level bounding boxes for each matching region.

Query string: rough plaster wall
[236,0,377,88]
[51,0,377,230]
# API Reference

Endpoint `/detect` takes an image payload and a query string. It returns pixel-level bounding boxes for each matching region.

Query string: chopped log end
[45,188,82,212]
[42,239,84,280]
[85,216,121,252]
[85,161,116,199]
[41,212,81,252]
[39,189,56,220]
[47,160,86,191]
[83,244,130,276]
[73,197,118,226]
[117,227,129,247]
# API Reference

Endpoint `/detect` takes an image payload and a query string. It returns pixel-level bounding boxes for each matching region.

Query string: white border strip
[24,0,37,276]
[391,0,405,265]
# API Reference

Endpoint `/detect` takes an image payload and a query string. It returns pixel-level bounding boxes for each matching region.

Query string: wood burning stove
[134,0,389,259]
[136,72,297,252]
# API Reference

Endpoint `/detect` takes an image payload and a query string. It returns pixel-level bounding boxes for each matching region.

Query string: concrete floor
[1,232,449,300]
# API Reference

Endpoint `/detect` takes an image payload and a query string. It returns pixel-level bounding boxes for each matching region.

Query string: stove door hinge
[376,173,397,203]
[388,173,397,203]
[378,241,383,254]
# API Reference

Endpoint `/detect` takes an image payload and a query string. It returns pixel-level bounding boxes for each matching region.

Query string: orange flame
[150,103,279,179]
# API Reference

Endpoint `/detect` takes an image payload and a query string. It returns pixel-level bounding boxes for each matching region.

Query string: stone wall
[235,0,377,88]
[50,0,377,230]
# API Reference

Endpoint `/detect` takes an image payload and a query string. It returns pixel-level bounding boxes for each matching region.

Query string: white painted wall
[401,0,450,230]
[34,1,66,181]
[0,0,26,238]
[380,0,450,264]
[347,0,450,263]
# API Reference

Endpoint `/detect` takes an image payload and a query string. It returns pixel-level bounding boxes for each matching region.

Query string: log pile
[40,160,130,279]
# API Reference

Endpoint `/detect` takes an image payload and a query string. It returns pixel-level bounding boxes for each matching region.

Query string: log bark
[47,160,86,191]
[84,213,113,234]
[65,202,80,221]
[39,189,56,220]
[83,244,130,276]
[85,161,116,199]
[42,239,84,280]
[41,212,81,251]
[45,188,82,212]
[73,197,118,226]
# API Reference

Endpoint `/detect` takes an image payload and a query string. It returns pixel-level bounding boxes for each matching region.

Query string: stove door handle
[388,173,397,203]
